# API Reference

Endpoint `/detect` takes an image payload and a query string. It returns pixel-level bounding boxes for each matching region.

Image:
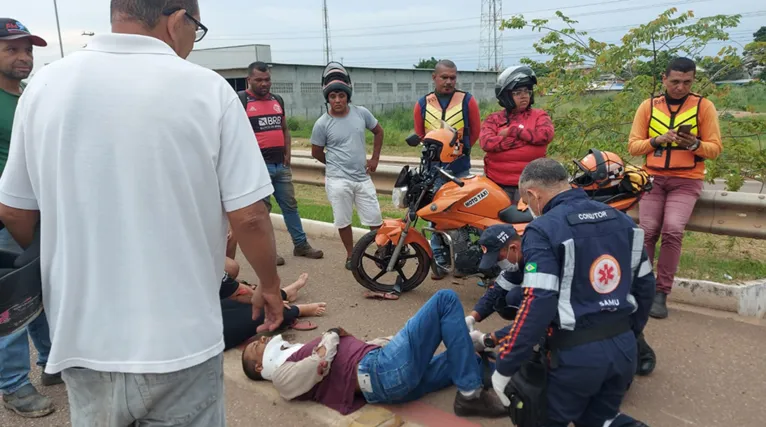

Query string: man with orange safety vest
[628,57,723,319]
[413,59,481,279]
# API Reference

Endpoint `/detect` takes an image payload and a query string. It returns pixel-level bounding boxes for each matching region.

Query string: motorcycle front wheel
[350,230,431,294]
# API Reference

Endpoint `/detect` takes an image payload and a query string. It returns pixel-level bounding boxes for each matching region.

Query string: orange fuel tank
[416,175,513,230]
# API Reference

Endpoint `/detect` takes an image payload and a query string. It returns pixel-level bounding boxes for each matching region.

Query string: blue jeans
[431,168,472,266]
[0,228,53,394]
[262,163,307,247]
[358,289,482,404]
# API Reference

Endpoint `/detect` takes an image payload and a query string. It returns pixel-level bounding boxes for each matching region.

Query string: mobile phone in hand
[677,124,693,135]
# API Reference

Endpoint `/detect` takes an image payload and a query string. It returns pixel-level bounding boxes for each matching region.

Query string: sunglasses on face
[162,7,208,42]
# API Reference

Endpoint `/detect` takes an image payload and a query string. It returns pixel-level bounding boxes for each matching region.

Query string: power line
[205,0,640,40]
[297,37,754,68]
[205,0,750,44]
[268,12,764,54]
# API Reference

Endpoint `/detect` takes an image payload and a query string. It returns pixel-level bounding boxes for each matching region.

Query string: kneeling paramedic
[465,224,525,332]
[472,158,654,427]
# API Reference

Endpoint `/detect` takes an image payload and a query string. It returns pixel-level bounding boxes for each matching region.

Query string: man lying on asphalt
[241,289,506,418]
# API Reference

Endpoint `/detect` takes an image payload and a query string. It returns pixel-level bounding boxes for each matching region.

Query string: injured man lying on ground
[240,289,507,419]
[220,258,327,350]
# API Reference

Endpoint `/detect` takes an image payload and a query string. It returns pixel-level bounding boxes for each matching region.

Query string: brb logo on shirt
[256,115,283,132]
[589,254,621,294]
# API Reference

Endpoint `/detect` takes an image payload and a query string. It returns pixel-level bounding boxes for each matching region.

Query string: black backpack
[237,90,285,113]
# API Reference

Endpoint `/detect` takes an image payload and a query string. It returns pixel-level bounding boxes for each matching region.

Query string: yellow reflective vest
[424,91,467,141]
[646,93,703,171]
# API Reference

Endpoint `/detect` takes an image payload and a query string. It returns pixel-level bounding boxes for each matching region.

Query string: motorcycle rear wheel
[350,231,431,294]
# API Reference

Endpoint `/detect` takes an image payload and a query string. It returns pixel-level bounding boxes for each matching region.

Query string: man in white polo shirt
[0,1,285,426]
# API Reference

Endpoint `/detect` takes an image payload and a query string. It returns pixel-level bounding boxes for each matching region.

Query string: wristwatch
[688,139,701,151]
[483,333,496,349]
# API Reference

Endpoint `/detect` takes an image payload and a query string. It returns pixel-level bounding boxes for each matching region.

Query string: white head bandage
[260,334,303,381]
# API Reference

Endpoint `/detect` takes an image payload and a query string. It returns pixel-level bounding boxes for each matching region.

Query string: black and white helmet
[321,61,352,102]
[495,65,537,111]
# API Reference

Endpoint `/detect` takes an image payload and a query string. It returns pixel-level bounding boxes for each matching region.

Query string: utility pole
[53,0,64,58]
[322,0,333,64]
[479,0,503,71]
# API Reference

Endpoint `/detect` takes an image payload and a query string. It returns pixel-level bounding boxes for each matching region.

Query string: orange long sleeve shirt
[628,96,723,180]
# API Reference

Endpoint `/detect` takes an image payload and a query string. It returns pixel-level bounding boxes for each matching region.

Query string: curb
[270,213,371,242]
[223,349,421,427]
[668,277,766,319]
[270,214,766,319]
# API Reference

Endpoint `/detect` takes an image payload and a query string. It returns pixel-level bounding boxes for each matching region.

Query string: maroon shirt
[286,336,380,415]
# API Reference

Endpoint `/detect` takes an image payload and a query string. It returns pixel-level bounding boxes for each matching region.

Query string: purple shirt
[286,336,379,414]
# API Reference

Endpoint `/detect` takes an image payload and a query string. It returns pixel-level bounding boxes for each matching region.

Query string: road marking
[660,409,696,425]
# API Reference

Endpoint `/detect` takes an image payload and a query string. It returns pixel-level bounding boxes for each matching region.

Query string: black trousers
[221,289,300,350]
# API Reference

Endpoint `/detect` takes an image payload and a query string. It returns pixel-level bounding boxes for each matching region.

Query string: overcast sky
[6,0,764,73]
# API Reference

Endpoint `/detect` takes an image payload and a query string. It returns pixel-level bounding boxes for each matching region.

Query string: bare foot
[283,273,309,302]
[297,302,327,317]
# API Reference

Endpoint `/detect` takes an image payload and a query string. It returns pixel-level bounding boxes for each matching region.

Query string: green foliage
[414,57,439,69]
[754,26,766,43]
[500,8,766,191]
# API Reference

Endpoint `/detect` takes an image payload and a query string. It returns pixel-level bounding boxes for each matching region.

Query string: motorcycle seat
[498,205,534,224]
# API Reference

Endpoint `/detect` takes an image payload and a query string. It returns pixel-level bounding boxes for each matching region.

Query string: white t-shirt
[0,34,274,374]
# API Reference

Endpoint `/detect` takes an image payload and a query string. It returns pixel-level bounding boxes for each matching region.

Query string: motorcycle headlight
[392,186,408,209]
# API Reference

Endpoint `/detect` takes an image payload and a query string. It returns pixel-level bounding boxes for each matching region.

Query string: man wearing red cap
[0,18,59,419]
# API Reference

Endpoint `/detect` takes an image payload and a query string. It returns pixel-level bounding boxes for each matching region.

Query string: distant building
[186,44,500,118]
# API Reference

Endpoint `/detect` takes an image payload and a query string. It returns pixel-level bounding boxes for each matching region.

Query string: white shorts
[325,177,383,229]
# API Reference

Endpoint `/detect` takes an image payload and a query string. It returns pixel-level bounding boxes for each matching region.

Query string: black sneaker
[40,369,63,387]
[431,266,448,281]
[2,384,54,418]
[636,333,657,376]
[453,389,507,418]
[649,293,668,319]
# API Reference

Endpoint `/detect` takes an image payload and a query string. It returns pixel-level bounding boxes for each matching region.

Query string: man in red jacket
[480,65,554,203]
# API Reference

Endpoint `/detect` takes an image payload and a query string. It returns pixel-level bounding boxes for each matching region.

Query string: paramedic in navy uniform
[473,158,654,427]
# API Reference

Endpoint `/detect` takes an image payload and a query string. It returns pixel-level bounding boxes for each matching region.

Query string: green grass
[272,184,766,283]
[676,232,766,283]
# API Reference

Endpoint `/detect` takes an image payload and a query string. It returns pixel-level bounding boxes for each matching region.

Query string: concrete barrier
[287,156,766,240]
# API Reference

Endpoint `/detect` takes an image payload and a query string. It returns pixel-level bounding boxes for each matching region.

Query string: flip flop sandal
[363,291,400,300]
[289,320,318,331]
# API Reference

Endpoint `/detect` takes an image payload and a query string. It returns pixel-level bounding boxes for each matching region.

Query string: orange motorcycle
[349,128,652,295]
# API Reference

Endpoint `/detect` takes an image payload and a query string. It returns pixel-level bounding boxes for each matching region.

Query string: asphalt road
[3,229,764,426]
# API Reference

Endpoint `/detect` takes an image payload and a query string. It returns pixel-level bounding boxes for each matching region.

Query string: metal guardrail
[289,156,766,240]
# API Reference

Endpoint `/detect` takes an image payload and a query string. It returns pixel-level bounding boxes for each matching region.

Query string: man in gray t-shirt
[311,66,384,269]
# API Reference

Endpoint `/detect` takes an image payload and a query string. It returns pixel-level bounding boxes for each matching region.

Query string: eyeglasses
[162,7,208,42]
[511,88,532,97]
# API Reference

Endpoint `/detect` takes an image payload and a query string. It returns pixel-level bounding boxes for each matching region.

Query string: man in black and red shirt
[236,61,323,263]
